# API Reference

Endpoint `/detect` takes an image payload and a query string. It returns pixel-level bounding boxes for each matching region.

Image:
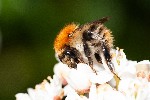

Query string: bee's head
[54,23,78,55]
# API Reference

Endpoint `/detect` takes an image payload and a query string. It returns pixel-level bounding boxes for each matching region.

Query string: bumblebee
[54,17,114,73]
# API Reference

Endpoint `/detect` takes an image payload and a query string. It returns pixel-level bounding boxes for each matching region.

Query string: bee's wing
[92,17,109,24]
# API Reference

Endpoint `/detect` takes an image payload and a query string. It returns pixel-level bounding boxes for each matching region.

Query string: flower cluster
[16,48,150,100]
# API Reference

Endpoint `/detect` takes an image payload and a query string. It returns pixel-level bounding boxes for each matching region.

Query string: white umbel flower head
[16,48,150,100]
[16,93,31,100]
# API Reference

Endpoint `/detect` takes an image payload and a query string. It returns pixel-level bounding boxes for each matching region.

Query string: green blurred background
[0,0,150,99]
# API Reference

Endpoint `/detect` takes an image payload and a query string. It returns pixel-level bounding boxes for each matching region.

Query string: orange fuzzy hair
[54,23,78,54]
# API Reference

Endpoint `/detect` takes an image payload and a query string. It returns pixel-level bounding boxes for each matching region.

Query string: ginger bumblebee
[54,17,114,73]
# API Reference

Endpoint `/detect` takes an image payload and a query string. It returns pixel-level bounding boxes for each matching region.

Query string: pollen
[54,23,78,53]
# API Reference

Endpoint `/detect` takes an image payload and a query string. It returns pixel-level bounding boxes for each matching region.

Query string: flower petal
[89,70,113,84]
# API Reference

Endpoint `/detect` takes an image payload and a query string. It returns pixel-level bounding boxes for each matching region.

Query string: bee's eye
[83,31,93,41]
[65,50,76,58]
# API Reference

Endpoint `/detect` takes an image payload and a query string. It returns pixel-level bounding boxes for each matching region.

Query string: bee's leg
[82,41,97,73]
[83,41,92,65]
[69,61,77,69]
[94,53,103,64]
[70,47,85,63]
[82,30,93,65]
[101,42,114,72]
[101,43,120,79]
[82,30,97,73]
[62,46,85,69]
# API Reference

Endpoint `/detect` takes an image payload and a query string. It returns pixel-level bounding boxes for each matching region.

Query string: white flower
[54,62,114,93]
[111,48,137,78]
[65,85,88,100]
[135,82,150,100]
[15,75,63,100]
[54,62,70,85]
[89,70,113,84]
[118,77,150,100]
[136,60,150,80]
[16,93,31,100]
[89,84,126,100]
[16,48,150,100]
[56,63,93,93]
